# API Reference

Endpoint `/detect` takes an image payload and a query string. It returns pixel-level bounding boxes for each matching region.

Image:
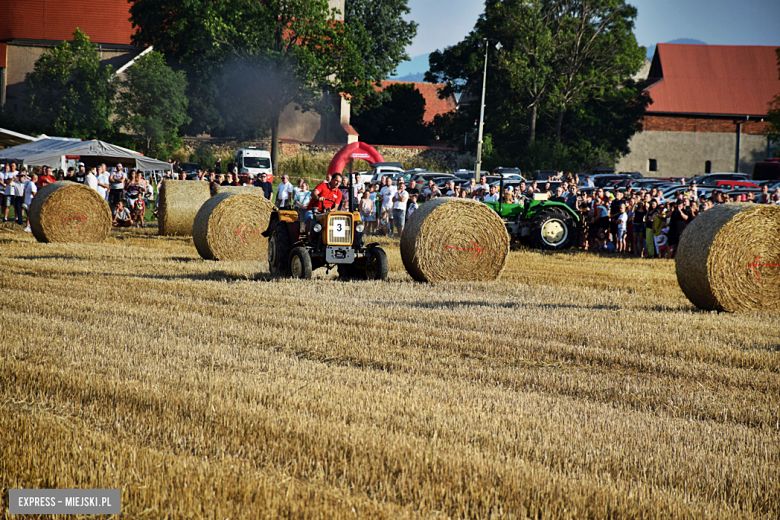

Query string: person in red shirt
[37,166,56,188]
[306,173,343,215]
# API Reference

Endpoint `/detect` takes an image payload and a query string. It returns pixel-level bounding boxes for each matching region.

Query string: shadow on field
[397,300,683,313]
[14,254,82,261]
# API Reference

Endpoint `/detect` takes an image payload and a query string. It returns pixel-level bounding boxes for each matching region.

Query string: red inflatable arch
[327,142,384,177]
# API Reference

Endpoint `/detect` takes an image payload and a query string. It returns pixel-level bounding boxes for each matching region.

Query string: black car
[180,162,201,179]
[689,173,749,186]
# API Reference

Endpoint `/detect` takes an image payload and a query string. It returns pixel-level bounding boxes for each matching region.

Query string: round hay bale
[192,192,275,261]
[676,203,780,312]
[400,197,509,282]
[212,185,263,197]
[29,181,111,243]
[158,180,211,236]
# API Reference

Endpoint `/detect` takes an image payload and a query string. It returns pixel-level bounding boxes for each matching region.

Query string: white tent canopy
[0,138,173,172]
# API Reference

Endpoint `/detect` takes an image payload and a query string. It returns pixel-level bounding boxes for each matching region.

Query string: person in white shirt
[3,162,19,222]
[379,176,397,232]
[483,184,500,202]
[276,174,294,209]
[96,164,110,201]
[85,167,99,192]
[11,172,26,224]
[392,179,409,237]
[22,173,38,231]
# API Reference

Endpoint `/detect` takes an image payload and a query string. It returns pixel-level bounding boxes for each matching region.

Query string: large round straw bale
[676,203,780,312]
[212,185,264,197]
[400,197,509,282]
[158,180,211,236]
[192,192,275,261]
[29,181,111,243]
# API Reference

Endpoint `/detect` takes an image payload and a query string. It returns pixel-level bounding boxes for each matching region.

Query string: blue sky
[395,0,780,76]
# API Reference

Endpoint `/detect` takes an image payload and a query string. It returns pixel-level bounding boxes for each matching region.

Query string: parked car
[368,162,404,183]
[180,162,201,180]
[752,159,780,181]
[689,172,749,185]
[714,180,760,190]
[406,172,456,184]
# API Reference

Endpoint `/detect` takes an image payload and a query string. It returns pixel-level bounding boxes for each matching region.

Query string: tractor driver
[304,173,343,227]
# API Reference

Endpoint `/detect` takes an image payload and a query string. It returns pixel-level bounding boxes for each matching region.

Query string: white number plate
[333,221,346,237]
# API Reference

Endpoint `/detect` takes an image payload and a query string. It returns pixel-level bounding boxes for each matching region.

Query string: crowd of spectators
[0,161,156,230]
[4,160,779,253]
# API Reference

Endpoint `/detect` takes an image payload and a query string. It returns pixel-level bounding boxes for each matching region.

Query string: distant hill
[646,39,707,59]
[393,72,427,82]
[391,53,430,80]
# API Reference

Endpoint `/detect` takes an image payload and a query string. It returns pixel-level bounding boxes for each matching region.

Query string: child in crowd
[377,209,390,236]
[406,194,418,221]
[616,203,628,253]
[132,196,146,228]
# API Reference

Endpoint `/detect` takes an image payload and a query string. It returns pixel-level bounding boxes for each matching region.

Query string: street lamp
[474,38,501,181]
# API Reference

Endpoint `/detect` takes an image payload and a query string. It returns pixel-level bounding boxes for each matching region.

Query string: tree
[767,48,780,154]
[426,0,647,170]
[25,28,116,139]
[345,0,418,81]
[351,83,432,145]
[115,51,190,155]
[130,0,374,167]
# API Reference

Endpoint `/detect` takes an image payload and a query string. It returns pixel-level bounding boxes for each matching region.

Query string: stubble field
[0,223,778,519]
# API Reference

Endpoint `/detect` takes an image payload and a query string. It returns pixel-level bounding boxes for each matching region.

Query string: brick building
[0,0,351,144]
[615,44,779,178]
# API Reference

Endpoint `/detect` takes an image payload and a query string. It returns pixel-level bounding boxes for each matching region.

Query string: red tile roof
[376,81,457,123]
[0,0,135,45]
[646,44,780,116]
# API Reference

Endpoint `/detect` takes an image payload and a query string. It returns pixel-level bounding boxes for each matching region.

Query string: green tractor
[484,183,579,250]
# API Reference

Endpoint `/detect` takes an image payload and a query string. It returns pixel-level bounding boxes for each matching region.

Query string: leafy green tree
[130,0,374,167]
[426,0,647,170]
[766,48,780,154]
[345,0,418,80]
[25,29,116,139]
[351,83,432,145]
[115,51,190,155]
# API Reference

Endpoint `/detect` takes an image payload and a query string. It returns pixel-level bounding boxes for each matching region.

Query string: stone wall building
[615,44,778,178]
[0,0,351,144]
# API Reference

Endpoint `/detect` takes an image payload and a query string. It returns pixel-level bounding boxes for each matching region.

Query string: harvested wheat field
[0,223,778,519]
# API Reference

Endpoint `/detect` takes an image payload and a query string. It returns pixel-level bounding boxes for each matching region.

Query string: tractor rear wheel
[364,247,389,280]
[268,221,292,276]
[289,247,312,279]
[529,208,576,250]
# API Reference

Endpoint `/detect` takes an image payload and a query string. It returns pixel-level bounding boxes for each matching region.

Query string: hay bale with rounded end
[676,203,780,312]
[192,192,275,261]
[158,180,211,236]
[212,185,263,197]
[29,181,111,243]
[400,197,509,282]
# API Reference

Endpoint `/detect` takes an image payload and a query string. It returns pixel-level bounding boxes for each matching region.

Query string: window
[705,160,712,174]
[648,159,657,172]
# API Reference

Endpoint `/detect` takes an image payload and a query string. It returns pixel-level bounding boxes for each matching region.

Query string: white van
[235,147,273,183]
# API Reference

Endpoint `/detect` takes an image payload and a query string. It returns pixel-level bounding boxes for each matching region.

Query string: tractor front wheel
[289,247,312,279]
[268,221,292,276]
[529,208,576,250]
[365,247,389,280]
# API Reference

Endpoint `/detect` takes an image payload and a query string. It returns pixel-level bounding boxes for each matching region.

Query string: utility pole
[473,39,501,182]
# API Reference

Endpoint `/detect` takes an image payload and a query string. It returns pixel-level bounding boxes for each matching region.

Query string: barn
[616,44,779,178]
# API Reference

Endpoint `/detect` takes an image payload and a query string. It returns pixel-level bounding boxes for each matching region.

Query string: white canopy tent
[0,138,173,172]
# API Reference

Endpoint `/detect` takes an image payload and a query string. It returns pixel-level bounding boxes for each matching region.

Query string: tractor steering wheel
[319,198,336,213]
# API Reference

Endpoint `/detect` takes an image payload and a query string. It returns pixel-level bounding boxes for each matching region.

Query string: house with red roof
[0,0,352,144]
[375,80,458,124]
[615,44,779,178]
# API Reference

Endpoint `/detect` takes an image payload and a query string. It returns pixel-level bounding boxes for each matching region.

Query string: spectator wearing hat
[75,163,87,184]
